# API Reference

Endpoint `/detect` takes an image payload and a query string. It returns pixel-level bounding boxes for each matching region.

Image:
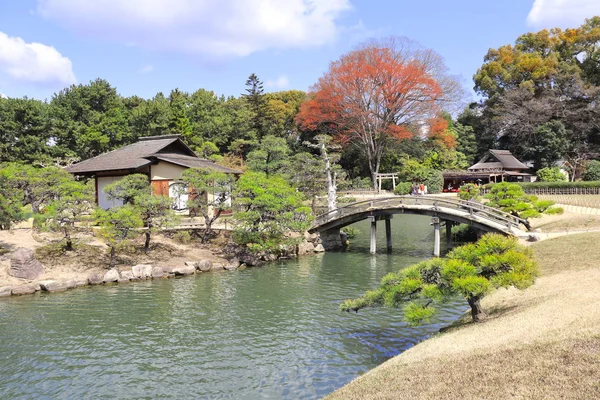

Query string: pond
[0,215,467,399]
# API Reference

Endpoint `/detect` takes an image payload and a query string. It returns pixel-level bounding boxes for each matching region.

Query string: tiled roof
[468,150,529,171]
[66,135,241,175]
[154,154,242,174]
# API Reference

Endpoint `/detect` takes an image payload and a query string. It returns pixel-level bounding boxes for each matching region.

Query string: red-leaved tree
[296,37,465,188]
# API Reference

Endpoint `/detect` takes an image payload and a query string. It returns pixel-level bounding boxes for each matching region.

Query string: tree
[242,73,268,139]
[455,123,478,165]
[104,174,177,250]
[536,167,567,182]
[303,134,342,212]
[529,121,569,170]
[485,182,561,229]
[582,160,600,181]
[94,205,143,269]
[296,37,465,189]
[0,97,55,164]
[341,233,539,323]
[0,164,74,215]
[179,168,235,243]
[0,170,24,230]
[233,172,312,252]
[50,78,131,160]
[246,135,290,176]
[458,183,480,201]
[283,152,326,214]
[37,179,95,250]
[168,89,194,146]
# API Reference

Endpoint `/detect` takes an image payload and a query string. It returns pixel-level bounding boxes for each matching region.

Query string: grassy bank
[326,232,600,399]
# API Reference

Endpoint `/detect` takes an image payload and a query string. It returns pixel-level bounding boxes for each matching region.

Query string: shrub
[582,160,600,181]
[341,226,360,239]
[394,182,412,195]
[536,167,567,182]
[451,224,479,242]
[458,183,480,201]
[173,231,192,244]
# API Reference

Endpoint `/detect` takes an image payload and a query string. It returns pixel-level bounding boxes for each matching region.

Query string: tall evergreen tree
[242,73,268,140]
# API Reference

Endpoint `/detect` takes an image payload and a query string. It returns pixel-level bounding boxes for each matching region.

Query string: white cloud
[0,93,7,99]
[527,0,600,28]
[266,75,290,90]
[138,64,154,74]
[37,0,352,58]
[0,31,76,85]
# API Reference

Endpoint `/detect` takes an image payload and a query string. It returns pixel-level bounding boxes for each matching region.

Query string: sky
[0,0,599,102]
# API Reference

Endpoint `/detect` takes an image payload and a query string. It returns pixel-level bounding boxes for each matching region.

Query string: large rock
[120,270,134,281]
[211,263,225,272]
[131,264,153,280]
[313,244,325,253]
[0,287,12,297]
[224,260,239,271]
[297,241,315,256]
[88,273,104,285]
[39,280,69,292]
[304,231,319,243]
[151,266,166,279]
[172,265,196,276]
[9,248,45,280]
[238,252,263,267]
[74,278,89,287]
[11,284,39,296]
[103,269,120,283]
[196,260,212,272]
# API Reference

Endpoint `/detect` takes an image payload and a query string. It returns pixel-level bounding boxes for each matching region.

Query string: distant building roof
[468,149,529,172]
[65,135,241,175]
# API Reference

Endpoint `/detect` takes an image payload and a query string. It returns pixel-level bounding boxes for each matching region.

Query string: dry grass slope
[326,232,600,400]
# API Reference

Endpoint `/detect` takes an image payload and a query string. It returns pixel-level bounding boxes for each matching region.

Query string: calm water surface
[0,215,467,399]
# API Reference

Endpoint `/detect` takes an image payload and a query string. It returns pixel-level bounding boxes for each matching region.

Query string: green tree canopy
[233,171,312,252]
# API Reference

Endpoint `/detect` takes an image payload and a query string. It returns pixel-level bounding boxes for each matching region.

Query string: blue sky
[1,0,599,102]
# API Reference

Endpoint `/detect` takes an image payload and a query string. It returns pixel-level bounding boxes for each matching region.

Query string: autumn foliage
[296,38,451,187]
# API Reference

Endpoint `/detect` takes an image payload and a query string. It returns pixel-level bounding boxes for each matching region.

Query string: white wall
[97,176,125,210]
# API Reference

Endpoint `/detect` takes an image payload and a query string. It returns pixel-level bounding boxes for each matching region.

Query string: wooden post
[445,220,453,249]
[369,216,377,255]
[385,217,392,253]
[432,216,440,257]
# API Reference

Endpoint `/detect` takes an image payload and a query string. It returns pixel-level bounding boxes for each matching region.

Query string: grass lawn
[538,194,600,209]
[326,232,600,400]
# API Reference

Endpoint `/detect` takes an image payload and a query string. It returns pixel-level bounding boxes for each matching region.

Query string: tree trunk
[467,296,487,322]
[144,231,151,251]
[109,246,116,269]
[321,143,337,212]
[65,228,73,251]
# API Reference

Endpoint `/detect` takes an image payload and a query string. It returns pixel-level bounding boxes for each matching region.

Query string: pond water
[0,215,467,399]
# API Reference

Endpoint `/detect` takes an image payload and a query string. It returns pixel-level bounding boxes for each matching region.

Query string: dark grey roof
[154,154,242,174]
[469,150,529,171]
[66,135,240,175]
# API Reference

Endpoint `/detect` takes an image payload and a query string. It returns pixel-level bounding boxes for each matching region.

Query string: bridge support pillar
[432,217,441,257]
[445,220,453,250]
[385,216,393,253]
[369,216,377,255]
[320,229,343,251]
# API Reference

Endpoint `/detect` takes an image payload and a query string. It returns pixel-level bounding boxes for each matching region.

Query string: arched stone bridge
[308,196,530,254]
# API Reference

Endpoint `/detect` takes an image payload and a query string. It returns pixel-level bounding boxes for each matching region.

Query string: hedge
[483,181,600,194]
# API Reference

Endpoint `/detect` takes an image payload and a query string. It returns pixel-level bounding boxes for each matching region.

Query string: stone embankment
[0,250,241,298]
[0,231,329,299]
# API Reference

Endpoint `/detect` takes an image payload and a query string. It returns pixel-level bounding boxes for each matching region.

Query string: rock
[239,252,263,267]
[0,286,12,297]
[172,265,196,276]
[237,264,247,271]
[304,231,319,243]
[39,280,69,292]
[313,244,325,253]
[120,270,134,281]
[224,262,238,271]
[185,261,197,267]
[65,280,77,289]
[103,269,120,283]
[297,241,315,256]
[9,248,45,280]
[211,263,225,272]
[196,260,212,272]
[88,273,104,285]
[151,266,166,279]
[131,264,153,280]
[11,284,38,296]
[162,266,176,275]
[118,278,130,284]
[527,233,542,242]
[74,278,89,287]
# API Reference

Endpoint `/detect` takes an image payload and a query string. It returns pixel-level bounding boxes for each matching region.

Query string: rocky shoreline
[0,230,328,298]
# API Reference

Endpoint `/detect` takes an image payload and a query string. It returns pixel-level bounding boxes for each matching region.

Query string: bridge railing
[313,196,527,230]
